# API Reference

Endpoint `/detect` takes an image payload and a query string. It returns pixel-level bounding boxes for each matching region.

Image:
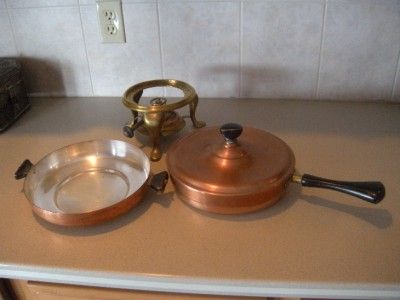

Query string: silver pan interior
[23,140,150,214]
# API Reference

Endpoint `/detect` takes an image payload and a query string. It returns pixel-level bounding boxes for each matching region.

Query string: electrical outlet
[96,0,126,43]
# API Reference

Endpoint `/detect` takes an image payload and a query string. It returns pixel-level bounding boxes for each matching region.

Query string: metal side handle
[15,159,33,179]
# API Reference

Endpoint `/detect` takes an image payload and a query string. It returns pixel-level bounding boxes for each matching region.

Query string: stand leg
[189,95,206,128]
[145,112,165,161]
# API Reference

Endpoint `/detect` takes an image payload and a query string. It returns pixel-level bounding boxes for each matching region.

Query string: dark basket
[0,58,30,132]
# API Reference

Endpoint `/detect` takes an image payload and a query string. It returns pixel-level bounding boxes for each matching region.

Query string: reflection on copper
[219,158,229,169]
[205,183,220,193]
[86,155,98,166]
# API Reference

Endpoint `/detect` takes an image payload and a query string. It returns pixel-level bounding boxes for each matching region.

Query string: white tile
[6,0,77,8]
[159,1,240,98]
[80,0,155,4]
[242,0,324,99]
[79,0,93,4]
[80,3,162,96]
[10,6,92,96]
[318,0,400,100]
[122,0,156,2]
[0,10,17,56]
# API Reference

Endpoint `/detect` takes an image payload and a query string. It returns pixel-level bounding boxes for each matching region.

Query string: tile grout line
[4,4,78,10]
[390,48,400,101]
[238,1,243,98]
[315,0,327,100]
[156,0,166,97]
[78,4,95,96]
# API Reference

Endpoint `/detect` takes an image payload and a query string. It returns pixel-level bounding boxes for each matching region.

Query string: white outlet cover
[96,0,126,43]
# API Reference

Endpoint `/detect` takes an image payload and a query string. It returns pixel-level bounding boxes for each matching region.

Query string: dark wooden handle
[300,174,385,204]
[15,159,33,180]
[122,118,144,138]
[150,171,169,193]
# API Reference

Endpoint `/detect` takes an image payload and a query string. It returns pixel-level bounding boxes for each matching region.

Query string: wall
[1,0,399,101]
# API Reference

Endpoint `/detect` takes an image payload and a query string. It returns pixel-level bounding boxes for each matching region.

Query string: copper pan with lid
[166,123,385,214]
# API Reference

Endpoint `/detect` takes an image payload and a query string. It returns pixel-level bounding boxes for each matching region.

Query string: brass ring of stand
[123,79,197,112]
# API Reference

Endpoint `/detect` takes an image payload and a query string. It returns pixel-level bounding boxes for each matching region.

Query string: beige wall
[1,0,399,101]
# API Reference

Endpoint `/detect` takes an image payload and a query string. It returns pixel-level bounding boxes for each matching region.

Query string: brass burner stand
[122,79,205,161]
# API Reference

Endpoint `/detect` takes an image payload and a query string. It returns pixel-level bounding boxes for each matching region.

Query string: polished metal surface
[166,126,296,214]
[291,174,302,184]
[23,140,150,226]
[122,79,205,161]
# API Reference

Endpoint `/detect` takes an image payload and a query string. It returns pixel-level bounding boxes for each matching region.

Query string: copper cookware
[15,140,168,226]
[166,123,385,214]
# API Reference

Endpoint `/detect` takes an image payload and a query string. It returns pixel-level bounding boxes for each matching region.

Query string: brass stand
[122,79,205,161]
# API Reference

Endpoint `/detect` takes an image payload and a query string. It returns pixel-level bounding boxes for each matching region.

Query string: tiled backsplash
[1,0,399,101]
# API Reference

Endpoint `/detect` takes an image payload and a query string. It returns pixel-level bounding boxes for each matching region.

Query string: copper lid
[166,123,295,197]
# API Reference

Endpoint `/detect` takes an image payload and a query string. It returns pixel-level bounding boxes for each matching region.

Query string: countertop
[0,97,399,299]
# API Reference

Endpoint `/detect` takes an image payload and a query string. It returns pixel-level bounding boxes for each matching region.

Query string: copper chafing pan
[166,123,385,214]
[15,139,168,226]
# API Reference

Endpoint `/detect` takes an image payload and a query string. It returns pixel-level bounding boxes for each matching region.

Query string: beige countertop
[0,97,399,298]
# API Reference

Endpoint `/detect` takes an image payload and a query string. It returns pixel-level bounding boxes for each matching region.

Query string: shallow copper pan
[15,139,167,226]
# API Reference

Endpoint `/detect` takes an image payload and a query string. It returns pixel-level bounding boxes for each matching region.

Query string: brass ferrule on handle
[291,174,302,184]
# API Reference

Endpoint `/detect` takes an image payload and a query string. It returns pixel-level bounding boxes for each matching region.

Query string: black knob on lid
[220,123,243,143]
